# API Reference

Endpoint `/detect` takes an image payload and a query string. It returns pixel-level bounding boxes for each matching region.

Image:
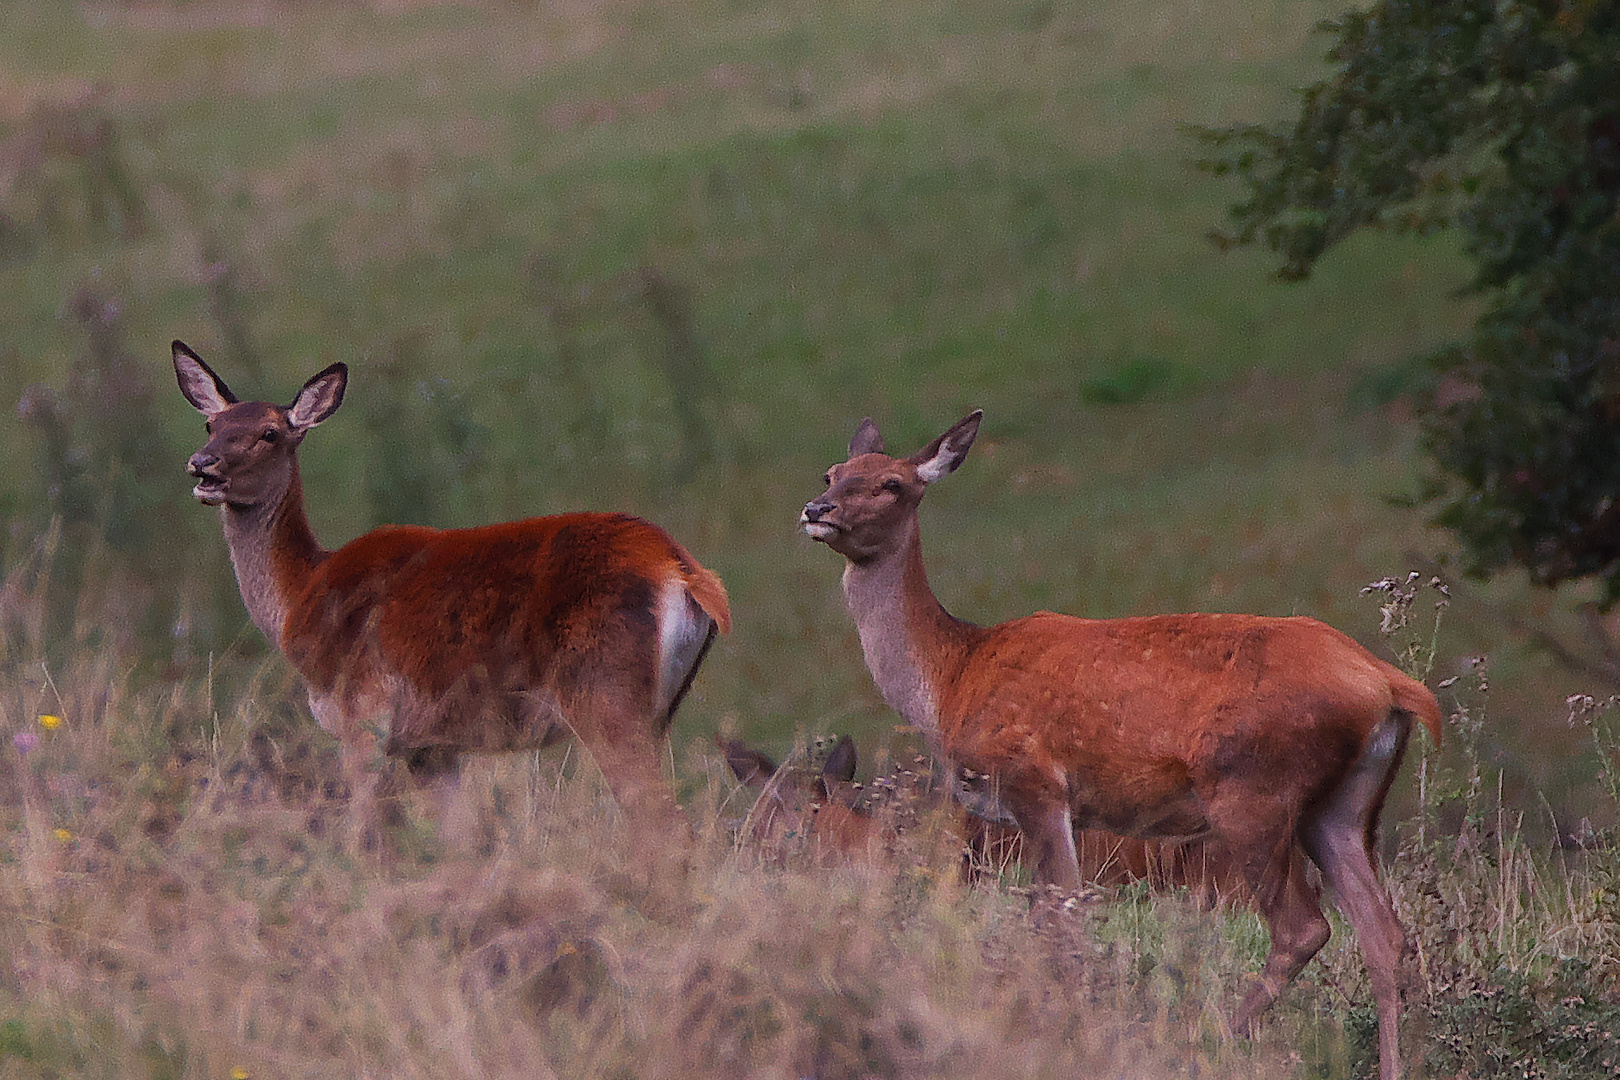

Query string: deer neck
[219,465,326,648]
[840,520,976,740]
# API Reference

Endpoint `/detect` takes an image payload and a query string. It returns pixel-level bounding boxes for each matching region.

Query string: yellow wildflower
[231,1069,250,1080]
[53,828,72,842]
[37,714,62,730]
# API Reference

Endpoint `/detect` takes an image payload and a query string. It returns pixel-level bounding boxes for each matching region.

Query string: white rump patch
[1364,713,1406,761]
[656,576,712,716]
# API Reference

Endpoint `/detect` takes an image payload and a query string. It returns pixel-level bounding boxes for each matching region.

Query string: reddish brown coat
[283,512,728,749]
[801,409,1439,1080]
[934,612,1441,842]
[173,342,728,837]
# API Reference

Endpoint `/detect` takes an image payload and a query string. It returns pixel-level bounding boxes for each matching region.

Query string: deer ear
[172,341,238,415]
[287,362,347,431]
[849,417,884,457]
[822,734,858,785]
[910,409,982,484]
[718,737,779,789]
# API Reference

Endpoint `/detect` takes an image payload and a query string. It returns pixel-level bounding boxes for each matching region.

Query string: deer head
[719,734,869,856]
[800,410,981,562]
[173,341,346,510]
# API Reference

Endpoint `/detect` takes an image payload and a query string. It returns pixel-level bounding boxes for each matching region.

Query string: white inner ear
[178,362,231,416]
[915,452,953,484]
[288,378,341,430]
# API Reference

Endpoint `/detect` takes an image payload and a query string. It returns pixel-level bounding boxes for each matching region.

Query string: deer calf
[721,735,1245,904]
[801,410,1440,1080]
[173,342,730,842]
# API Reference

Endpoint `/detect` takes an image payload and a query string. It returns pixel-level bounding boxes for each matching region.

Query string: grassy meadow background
[2,0,1619,1076]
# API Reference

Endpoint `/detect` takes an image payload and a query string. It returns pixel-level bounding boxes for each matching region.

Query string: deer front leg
[1013,794,1083,893]
[402,746,476,849]
[311,693,389,853]
[1008,792,1092,958]
[336,727,387,853]
[1232,840,1331,1034]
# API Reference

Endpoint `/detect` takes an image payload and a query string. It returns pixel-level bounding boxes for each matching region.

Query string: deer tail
[1390,671,1443,747]
[677,549,731,635]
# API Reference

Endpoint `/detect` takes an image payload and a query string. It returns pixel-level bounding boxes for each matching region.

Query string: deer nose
[187,451,220,478]
[802,499,833,522]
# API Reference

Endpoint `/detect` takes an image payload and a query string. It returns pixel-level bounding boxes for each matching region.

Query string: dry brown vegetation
[0,588,1273,1079]
[3,571,1619,1079]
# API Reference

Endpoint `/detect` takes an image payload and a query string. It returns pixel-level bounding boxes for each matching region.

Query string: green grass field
[2,0,1618,1075]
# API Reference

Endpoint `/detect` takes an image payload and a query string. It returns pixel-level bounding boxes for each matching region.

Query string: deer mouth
[191,477,228,505]
[800,516,841,541]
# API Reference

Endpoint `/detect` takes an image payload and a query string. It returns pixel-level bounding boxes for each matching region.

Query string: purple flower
[12,731,39,755]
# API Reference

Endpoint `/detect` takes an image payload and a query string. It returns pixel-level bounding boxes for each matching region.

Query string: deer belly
[305,660,566,754]
[389,683,567,753]
[1066,769,1209,840]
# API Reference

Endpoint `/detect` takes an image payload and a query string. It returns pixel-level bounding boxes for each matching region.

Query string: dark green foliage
[1347,358,1434,412]
[0,1019,35,1062]
[0,1014,188,1079]
[1196,0,1620,602]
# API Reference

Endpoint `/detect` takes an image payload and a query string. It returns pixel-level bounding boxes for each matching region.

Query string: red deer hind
[800,410,1440,1080]
[172,341,730,841]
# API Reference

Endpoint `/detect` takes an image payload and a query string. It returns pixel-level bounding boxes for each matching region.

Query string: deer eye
[261,429,279,444]
[881,478,903,494]
[823,473,832,486]
[204,421,212,435]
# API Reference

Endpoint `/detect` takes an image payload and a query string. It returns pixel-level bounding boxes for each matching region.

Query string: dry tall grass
[2,567,1617,1079]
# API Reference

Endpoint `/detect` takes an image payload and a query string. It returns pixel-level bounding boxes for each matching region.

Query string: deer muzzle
[801,499,840,540]
[187,452,228,505]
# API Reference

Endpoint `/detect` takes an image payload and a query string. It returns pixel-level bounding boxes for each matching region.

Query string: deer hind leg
[1202,778,1333,1032]
[567,690,693,888]
[561,669,690,838]
[1302,712,1413,1080]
